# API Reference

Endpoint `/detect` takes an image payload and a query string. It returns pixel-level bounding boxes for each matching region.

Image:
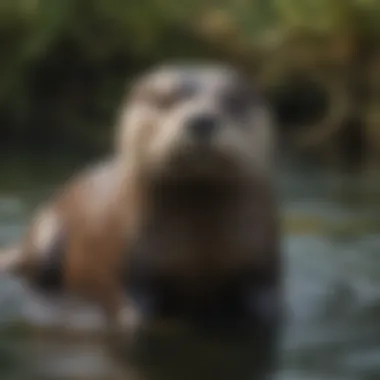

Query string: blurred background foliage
[0,0,379,169]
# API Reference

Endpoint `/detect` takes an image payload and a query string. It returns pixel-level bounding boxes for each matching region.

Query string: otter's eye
[153,84,197,111]
[222,90,254,118]
[153,91,178,110]
[132,84,179,111]
[221,80,262,119]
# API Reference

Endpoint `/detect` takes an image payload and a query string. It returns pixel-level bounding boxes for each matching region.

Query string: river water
[0,154,379,380]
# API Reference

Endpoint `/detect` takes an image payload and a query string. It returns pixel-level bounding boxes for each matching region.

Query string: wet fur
[127,177,280,327]
[0,63,282,338]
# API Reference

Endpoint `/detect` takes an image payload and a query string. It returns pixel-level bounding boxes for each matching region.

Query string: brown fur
[1,160,144,337]
[0,63,281,340]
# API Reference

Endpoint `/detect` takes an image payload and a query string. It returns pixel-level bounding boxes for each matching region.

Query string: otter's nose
[186,114,219,141]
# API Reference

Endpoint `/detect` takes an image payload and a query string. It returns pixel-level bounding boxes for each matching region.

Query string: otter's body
[0,63,281,336]
[126,176,280,325]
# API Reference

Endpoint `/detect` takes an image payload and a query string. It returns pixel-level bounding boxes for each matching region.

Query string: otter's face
[117,64,275,179]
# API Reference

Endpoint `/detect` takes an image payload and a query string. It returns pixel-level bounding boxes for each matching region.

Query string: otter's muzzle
[185,113,220,143]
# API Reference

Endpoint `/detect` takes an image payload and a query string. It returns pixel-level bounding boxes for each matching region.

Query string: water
[0,154,379,380]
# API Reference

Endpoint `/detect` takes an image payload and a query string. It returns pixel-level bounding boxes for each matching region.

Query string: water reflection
[0,281,280,379]
[126,322,279,380]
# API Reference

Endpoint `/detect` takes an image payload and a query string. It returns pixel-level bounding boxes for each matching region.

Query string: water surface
[0,154,379,380]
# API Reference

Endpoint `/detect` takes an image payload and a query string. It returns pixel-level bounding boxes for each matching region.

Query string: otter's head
[116,63,275,181]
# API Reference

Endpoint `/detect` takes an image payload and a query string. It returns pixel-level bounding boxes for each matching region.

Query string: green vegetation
[0,0,379,165]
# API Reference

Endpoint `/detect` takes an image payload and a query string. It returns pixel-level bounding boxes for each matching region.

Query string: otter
[0,63,281,336]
